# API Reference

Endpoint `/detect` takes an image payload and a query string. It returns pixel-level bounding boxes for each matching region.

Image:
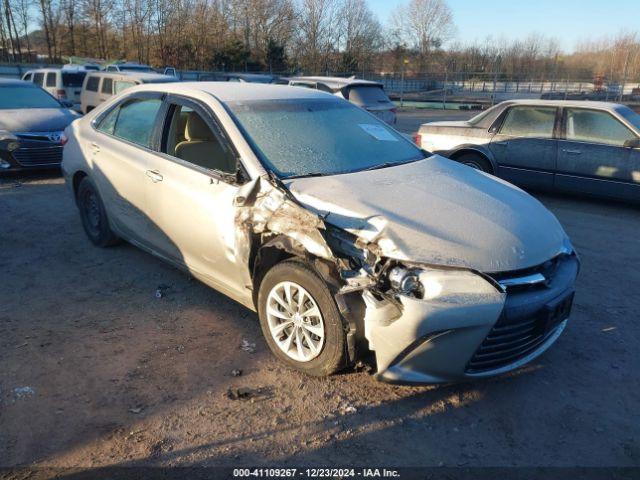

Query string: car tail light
[413,133,422,146]
[56,89,67,98]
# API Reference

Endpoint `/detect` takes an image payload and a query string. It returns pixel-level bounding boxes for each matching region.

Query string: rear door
[142,95,248,297]
[61,72,86,104]
[489,105,558,189]
[88,93,165,242]
[556,107,640,200]
[45,71,58,98]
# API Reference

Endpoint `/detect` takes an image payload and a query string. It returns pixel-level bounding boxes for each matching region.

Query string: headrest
[185,112,213,141]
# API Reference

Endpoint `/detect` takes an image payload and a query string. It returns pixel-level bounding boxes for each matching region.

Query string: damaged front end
[233,174,577,384]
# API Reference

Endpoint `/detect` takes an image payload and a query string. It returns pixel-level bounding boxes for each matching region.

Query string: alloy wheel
[265,281,325,362]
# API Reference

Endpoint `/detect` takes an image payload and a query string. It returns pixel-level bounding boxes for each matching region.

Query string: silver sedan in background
[415,99,640,203]
[62,83,578,384]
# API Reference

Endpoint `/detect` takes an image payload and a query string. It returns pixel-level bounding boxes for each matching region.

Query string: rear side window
[346,86,391,106]
[566,109,637,147]
[499,106,557,139]
[62,72,86,87]
[86,76,100,92]
[102,98,162,148]
[101,78,113,94]
[46,72,57,87]
[33,72,44,86]
[114,80,136,94]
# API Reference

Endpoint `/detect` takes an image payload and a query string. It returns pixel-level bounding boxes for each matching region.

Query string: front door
[143,96,249,298]
[556,108,640,201]
[489,105,558,190]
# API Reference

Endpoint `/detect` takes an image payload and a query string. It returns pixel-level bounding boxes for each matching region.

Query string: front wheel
[257,260,347,377]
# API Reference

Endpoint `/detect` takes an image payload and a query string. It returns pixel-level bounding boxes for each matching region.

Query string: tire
[76,176,120,247]
[257,260,347,377]
[455,152,493,173]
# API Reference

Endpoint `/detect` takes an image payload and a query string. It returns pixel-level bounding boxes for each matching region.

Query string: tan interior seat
[174,112,234,172]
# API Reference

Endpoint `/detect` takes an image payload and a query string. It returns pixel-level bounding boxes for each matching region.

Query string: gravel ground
[1,109,639,474]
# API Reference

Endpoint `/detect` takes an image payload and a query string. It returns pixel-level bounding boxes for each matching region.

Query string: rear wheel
[257,260,347,377]
[76,177,120,247]
[455,152,493,173]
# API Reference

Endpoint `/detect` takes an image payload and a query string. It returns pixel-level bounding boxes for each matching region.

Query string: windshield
[227,98,423,178]
[0,86,61,109]
[617,106,640,131]
[62,72,86,87]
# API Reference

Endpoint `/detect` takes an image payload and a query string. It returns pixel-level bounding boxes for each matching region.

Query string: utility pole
[400,58,408,107]
[442,65,448,110]
[491,55,501,106]
[619,49,631,102]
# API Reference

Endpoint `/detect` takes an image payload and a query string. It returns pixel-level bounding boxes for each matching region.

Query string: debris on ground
[226,386,273,401]
[338,402,357,415]
[353,360,373,373]
[231,369,243,377]
[128,406,145,414]
[240,339,256,353]
[13,387,35,399]
[154,284,171,299]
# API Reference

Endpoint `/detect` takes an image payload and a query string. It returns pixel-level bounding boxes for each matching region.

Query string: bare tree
[389,0,454,66]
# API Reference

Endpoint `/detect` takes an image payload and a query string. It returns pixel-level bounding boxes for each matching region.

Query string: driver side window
[162,103,237,174]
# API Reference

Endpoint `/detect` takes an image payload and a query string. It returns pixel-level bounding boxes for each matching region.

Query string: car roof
[498,99,623,111]
[130,81,337,102]
[87,71,173,81]
[289,76,383,89]
[0,78,38,87]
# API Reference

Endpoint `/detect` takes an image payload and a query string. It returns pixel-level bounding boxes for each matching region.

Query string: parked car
[0,78,79,171]
[62,83,578,384]
[288,76,397,125]
[198,72,277,83]
[415,100,640,203]
[22,66,87,111]
[104,62,155,73]
[80,71,179,114]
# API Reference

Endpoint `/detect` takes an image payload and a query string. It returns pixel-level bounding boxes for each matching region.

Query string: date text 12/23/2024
[233,468,401,478]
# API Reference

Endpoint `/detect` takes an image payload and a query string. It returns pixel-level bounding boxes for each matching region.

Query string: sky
[368,0,637,52]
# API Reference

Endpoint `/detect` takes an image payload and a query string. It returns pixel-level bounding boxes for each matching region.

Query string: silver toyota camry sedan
[62,83,579,384]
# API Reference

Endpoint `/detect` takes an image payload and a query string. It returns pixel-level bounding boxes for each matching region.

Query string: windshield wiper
[288,172,327,179]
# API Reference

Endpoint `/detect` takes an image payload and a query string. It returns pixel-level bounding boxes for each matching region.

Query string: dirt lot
[1,109,639,474]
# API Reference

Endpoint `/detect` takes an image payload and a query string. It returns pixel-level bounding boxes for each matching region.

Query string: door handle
[562,149,582,155]
[145,170,163,183]
[493,141,508,146]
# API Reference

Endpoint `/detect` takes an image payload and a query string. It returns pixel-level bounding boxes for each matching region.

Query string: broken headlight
[388,267,424,298]
[388,266,501,301]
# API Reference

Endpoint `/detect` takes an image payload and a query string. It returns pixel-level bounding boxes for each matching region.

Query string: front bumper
[366,254,579,384]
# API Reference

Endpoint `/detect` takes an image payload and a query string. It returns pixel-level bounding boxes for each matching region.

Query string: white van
[22,67,87,111]
[80,71,179,114]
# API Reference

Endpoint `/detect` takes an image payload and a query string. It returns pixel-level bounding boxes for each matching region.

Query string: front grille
[467,254,577,375]
[465,314,559,374]
[12,146,63,166]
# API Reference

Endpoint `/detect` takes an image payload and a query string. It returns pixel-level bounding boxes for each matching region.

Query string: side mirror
[624,138,640,149]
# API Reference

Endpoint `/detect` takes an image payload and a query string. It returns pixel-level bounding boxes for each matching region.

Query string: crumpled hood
[0,108,78,133]
[284,156,568,273]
